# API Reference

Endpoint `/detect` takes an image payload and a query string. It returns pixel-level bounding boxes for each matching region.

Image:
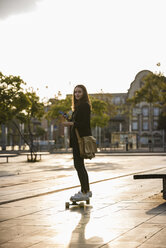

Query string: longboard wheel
[65,202,70,209]
[79,202,84,208]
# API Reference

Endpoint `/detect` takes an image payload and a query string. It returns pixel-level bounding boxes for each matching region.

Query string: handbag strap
[75,128,81,141]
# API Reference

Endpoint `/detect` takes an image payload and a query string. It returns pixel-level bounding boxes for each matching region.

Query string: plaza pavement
[0,152,166,248]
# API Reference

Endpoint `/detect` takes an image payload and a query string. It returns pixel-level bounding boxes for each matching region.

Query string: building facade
[127,70,163,147]
[89,92,128,147]
[90,70,164,148]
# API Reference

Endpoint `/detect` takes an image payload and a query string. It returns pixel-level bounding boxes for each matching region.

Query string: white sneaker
[77,190,92,197]
[87,191,92,198]
[70,191,89,201]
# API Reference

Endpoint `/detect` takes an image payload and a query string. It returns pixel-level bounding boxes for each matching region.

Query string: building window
[153,107,160,116]
[114,96,121,105]
[122,98,125,104]
[153,121,158,130]
[132,121,138,130]
[143,121,149,130]
[132,108,140,116]
[142,107,149,116]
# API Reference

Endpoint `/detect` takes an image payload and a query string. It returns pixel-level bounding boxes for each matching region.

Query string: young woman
[63,85,92,201]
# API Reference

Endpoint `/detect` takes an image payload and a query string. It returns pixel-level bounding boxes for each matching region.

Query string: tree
[128,71,166,107]
[18,90,45,160]
[46,95,72,121]
[0,72,29,150]
[127,71,166,136]
[0,72,45,160]
[0,72,29,124]
[90,97,114,128]
[47,95,116,128]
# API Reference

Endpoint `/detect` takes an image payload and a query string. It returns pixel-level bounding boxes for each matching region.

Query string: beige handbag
[75,128,97,159]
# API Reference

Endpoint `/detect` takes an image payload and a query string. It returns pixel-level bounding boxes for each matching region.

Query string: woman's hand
[63,121,74,127]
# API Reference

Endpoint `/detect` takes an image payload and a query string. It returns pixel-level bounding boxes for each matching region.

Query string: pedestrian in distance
[125,137,128,151]
[63,85,92,201]
[148,139,153,152]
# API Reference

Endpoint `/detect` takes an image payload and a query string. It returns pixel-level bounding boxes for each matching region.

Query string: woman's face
[74,87,84,100]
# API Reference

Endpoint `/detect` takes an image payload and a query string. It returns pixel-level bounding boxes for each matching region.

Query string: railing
[1,143,166,153]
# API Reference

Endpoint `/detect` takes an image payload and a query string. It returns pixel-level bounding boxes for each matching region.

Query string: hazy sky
[0,0,166,100]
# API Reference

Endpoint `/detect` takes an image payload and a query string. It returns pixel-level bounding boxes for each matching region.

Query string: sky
[0,0,166,101]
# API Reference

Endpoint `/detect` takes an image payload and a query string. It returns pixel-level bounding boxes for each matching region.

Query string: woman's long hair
[72,85,91,111]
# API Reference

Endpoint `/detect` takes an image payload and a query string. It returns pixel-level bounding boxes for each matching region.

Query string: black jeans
[72,131,90,193]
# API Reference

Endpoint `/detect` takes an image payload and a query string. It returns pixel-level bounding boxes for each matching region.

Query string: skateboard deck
[65,198,90,209]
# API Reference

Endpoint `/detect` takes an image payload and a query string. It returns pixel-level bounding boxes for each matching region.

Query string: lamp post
[136,108,141,148]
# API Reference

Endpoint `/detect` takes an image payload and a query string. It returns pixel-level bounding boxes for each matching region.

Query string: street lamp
[136,108,141,148]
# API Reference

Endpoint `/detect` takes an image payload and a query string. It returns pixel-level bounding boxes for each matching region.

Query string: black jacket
[70,102,92,147]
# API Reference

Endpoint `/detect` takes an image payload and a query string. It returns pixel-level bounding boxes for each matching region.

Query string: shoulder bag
[75,128,97,159]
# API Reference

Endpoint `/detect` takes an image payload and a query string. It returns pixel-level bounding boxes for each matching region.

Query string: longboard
[65,198,90,209]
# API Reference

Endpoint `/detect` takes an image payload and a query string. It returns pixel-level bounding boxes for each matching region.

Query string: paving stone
[1,154,166,247]
[139,227,166,247]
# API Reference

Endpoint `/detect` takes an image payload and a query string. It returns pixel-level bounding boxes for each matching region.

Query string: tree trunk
[1,124,6,151]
